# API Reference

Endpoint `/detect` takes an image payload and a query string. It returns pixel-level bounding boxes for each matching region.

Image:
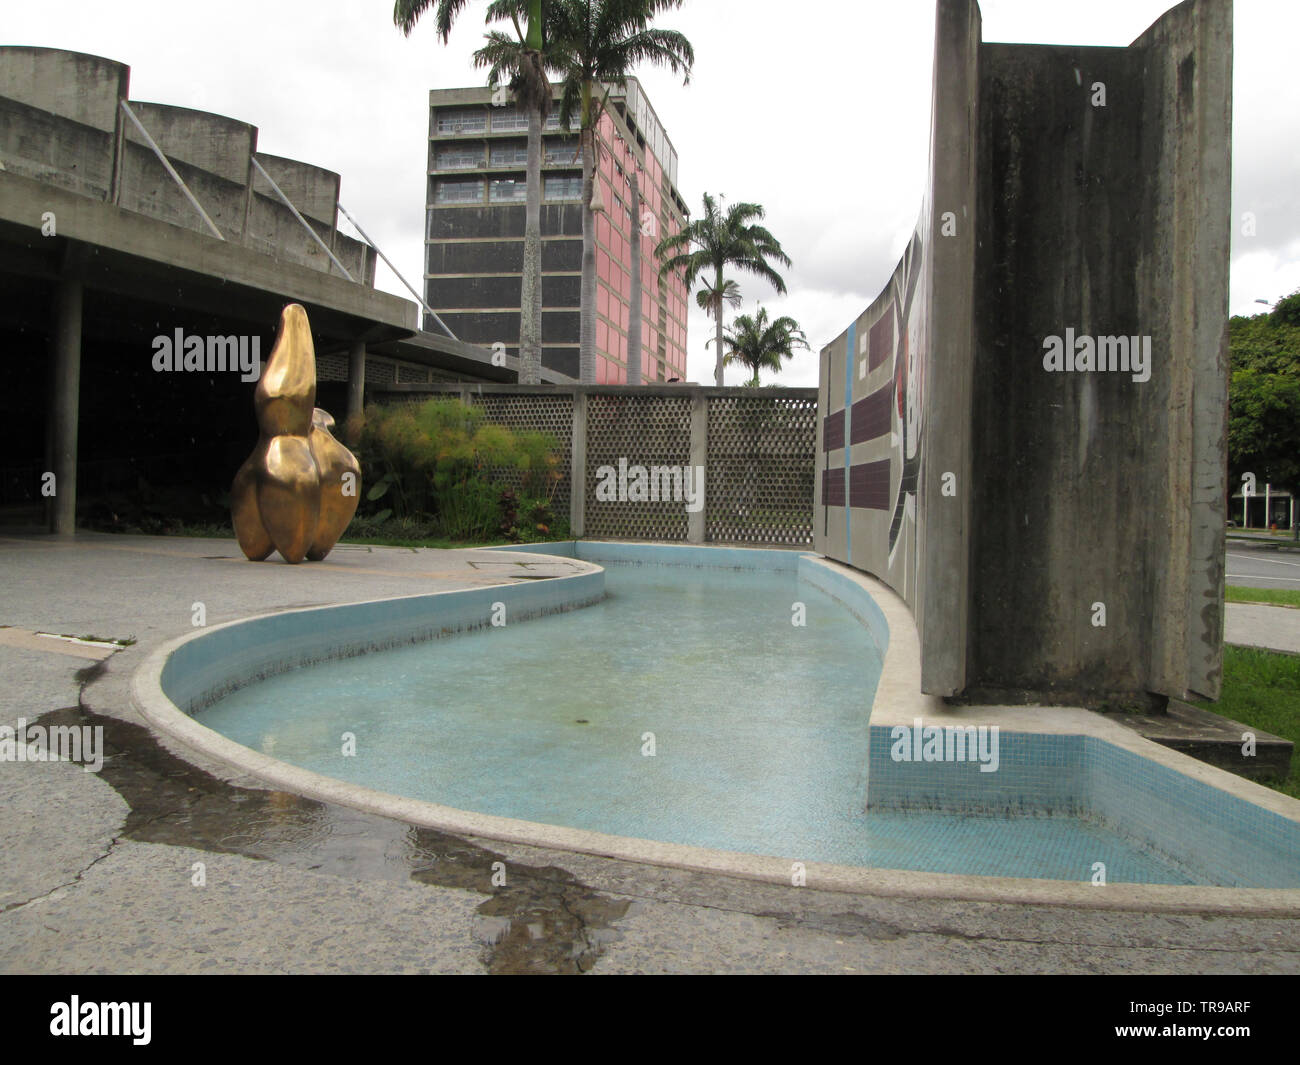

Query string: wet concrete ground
[2,533,1299,974]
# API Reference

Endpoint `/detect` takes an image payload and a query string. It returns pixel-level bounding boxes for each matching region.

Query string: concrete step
[1105,700,1292,783]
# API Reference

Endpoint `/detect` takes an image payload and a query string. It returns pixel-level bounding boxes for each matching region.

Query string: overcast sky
[8,0,1297,386]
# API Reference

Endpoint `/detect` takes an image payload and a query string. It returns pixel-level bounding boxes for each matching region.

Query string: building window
[490,108,529,132]
[544,140,580,166]
[489,142,529,167]
[435,146,485,170]
[435,179,485,205]
[489,178,527,203]
[544,174,583,201]
[436,109,487,135]
[544,112,563,132]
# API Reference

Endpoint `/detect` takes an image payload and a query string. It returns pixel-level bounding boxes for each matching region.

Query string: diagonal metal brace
[251,155,354,281]
[119,100,225,241]
[336,201,457,339]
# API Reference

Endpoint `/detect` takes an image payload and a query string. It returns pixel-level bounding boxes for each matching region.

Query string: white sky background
[7,0,1297,387]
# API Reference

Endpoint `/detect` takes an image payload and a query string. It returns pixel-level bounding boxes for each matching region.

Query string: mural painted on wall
[815,219,930,611]
[888,230,927,571]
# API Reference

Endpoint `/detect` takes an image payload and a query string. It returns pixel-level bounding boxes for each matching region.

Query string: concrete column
[688,390,707,544]
[347,339,366,423]
[569,391,586,539]
[49,274,83,536]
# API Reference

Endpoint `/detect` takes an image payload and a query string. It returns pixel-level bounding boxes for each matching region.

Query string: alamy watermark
[594,458,705,513]
[152,328,261,382]
[0,718,104,772]
[889,717,1000,773]
[50,996,150,1045]
[1042,329,1151,383]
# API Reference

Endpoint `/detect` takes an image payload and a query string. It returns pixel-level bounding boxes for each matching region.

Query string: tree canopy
[719,305,808,386]
[1228,288,1300,492]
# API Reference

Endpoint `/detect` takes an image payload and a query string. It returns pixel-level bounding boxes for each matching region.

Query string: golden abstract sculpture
[231,304,361,563]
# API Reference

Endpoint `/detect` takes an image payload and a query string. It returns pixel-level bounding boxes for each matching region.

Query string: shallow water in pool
[199,563,1197,884]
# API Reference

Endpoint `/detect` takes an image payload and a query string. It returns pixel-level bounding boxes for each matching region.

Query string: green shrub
[354,398,562,542]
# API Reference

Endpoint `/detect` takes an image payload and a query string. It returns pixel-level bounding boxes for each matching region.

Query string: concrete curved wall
[253,153,341,225]
[816,0,978,698]
[118,102,256,239]
[125,101,256,185]
[0,46,128,131]
[816,0,1231,707]
[0,46,375,282]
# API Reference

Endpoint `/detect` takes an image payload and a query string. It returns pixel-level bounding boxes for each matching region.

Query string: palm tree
[626,161,643,384]
[657,193,792,387]
[718,305,809,386]
[545,0,693,384]
[696,276,742,340]
[395,0,550,384]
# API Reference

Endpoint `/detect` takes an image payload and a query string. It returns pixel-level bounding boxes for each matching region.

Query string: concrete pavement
[1,531,1298,974]
[1225,602,1300,656]
[1221,540,1300,653]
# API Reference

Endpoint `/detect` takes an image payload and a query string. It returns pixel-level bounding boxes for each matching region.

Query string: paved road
[1225,542,1300,590]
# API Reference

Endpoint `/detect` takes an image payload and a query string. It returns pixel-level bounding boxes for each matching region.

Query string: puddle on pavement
[33,701,630,974]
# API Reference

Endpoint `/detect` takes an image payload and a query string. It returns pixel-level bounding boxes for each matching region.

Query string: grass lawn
[1226,585,1300,607]
[1195,645,1300,798]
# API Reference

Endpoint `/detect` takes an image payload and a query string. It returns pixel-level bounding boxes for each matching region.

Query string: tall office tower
[426,78,689,382]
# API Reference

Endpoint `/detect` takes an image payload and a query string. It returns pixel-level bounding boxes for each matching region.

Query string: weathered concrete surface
[0,173,413,338]
[972,41,1150,704]
[1136,0,1233,705]
[0,46,127,132]
[1,533,1297,975]
[816,0,1233,706]
[0,46,373,280]
[969,0,1232,707]
[917,0,979,695]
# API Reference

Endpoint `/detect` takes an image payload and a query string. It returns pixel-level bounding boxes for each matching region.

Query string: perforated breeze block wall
[471,391,574,518]
[816,0,1230,704]
[373,384,818,546]
[707,394,818,546]
[584,392,692,541]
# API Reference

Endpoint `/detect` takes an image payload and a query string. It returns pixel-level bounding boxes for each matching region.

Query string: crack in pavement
[3,835,123,915]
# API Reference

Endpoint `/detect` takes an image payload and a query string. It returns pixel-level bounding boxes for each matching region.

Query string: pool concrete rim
[129,541,1300,915]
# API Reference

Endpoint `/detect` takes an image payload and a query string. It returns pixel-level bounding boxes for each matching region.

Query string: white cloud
[6,0,1297,375]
